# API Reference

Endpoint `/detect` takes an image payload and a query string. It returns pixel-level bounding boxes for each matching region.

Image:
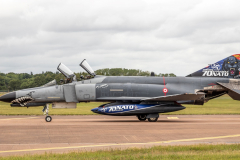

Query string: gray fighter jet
[1,55,240,122]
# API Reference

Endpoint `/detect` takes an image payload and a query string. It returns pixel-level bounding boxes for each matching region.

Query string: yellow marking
[48,97,60,99]
[167,117,179,119]
[123,136,130,142]
[110,89,123,92]
[0,134,240,153]
[0,117,38,120]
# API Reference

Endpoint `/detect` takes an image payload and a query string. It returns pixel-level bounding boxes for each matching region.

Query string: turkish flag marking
[163,88,168,93]
[163,76,168,96]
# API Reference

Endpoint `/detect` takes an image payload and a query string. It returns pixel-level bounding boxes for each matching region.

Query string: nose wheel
[45,116,52,122]
[42,104,52,122]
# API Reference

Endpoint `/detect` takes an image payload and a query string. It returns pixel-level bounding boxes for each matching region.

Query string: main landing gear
[43,104,52,122]
[137,114,159,122]
[147,117,158,122]
[137,115,147,121]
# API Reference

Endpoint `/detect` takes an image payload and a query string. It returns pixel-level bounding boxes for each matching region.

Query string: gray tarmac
[1,115,240,156]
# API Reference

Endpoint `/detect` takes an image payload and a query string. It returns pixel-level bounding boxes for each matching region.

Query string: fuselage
[1,76,229,104]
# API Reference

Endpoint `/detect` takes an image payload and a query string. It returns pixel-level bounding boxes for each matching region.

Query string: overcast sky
[0,0,240,76]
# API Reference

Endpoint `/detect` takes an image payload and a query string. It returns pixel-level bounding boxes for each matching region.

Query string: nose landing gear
[43,104,52,122]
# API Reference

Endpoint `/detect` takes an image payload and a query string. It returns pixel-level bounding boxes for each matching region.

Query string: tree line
[0,68,176,91]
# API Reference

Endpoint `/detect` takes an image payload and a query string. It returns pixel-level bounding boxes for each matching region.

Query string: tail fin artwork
[187,54,240,78]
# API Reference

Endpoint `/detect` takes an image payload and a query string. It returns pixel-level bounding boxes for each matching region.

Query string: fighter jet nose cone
[0,92,16,102]
[91,108,98,113]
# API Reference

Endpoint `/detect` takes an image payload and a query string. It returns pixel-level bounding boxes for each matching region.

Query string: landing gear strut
[43,104,52,122]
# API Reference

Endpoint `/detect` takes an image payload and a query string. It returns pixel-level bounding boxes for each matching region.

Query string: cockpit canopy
[57,63,77,82]
[80,59,96,77]
[57,60,95,83]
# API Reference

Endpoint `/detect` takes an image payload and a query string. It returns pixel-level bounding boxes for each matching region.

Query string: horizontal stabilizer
[142,94,205,102]
[217,82,240,100]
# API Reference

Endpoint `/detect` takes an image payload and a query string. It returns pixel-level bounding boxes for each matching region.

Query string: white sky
[0,0,240,76]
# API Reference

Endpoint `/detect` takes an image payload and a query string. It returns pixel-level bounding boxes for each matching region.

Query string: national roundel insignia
[163,88,168,93]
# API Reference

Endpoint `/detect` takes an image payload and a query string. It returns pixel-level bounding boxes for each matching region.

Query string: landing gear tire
[148,117,158,122]
[45,116,52,122]
[137,115,147,121]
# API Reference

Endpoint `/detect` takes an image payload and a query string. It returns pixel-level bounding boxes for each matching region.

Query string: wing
[97,94,205,102]
[141,94,205,102]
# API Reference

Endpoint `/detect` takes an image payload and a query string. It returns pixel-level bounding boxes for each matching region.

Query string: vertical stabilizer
[187,54,240,78]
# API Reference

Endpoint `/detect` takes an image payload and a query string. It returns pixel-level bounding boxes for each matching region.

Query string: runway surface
[1,115,240,156]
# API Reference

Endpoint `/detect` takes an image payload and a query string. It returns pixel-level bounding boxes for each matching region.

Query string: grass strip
[1,144,240,160]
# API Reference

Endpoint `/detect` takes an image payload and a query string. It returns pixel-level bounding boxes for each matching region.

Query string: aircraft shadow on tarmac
[78,120,189,123]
